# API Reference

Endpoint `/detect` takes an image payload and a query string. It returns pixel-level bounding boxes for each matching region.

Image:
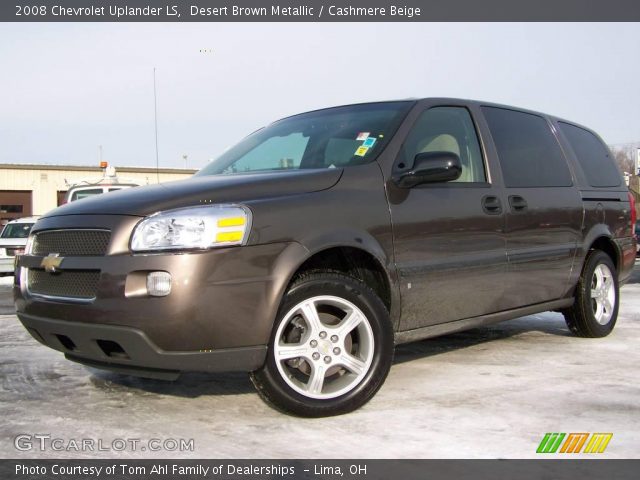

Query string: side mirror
[393,151,462,188]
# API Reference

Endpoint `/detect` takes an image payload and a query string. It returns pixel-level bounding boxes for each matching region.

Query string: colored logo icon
[536,433,612,454]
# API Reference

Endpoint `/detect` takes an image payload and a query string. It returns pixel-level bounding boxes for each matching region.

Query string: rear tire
[563,250,619,338]
[250,271,394,417]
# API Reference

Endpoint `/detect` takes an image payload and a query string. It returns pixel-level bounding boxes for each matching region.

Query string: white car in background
[0,217,39,275]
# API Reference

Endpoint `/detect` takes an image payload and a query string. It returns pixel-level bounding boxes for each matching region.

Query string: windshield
[197,102,414,176]
[1,223,34,239]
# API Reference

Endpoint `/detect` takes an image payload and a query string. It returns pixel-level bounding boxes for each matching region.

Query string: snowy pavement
[1,266,639,459]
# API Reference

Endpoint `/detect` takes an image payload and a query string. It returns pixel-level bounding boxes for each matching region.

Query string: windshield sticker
[354,146,369,157]
[356,132,370,141]
[362,137,376,148]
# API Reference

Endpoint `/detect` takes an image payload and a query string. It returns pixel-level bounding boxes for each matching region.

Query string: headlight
[130,205,252,252]
[25,234,35,255]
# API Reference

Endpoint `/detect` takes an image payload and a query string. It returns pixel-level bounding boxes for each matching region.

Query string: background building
[0,163,196,223]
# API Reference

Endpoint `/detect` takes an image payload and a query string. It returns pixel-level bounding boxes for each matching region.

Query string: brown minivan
[14,99,636,416]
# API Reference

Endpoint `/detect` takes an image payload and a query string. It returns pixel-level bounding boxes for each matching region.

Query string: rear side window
[482,107,572,188]
[558,122,621,187]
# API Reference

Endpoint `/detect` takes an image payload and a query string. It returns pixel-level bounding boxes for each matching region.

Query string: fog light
[147,271,172,297]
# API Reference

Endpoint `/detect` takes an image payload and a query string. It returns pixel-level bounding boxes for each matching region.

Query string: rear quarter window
[558,122,621,188]
[482,106,572,188]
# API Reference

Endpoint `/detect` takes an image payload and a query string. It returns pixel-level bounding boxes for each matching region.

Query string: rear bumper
[18,313,267,378]
[615,236,636,286]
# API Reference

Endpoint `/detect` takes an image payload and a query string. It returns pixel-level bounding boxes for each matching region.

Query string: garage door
[0,190,32,222]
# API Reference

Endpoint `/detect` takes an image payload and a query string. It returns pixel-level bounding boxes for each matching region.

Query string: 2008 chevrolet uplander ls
[14,99,636,416]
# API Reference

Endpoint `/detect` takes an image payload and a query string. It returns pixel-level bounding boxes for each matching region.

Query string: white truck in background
[63,163,140,204]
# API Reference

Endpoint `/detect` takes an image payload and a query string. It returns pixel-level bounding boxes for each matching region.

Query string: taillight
[629,192,636,235]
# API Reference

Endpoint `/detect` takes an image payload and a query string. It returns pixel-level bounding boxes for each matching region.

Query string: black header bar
[3,0,640,22]
[2,459,640,480]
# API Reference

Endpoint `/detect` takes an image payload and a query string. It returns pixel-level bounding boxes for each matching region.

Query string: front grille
[32,230,110,256]
[27,269,100,300]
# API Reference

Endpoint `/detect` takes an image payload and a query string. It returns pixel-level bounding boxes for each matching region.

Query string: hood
[0,238,28,247]
[44,168,343,218]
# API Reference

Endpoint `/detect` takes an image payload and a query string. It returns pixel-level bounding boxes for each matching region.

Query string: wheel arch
[589,236,620,271]
[582,224,620,271]
[268,231,400,334]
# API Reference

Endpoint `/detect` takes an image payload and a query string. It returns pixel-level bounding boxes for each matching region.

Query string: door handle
[509,195,528,212]
[482,195,502,215]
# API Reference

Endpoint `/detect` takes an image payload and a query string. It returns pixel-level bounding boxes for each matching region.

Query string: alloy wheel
[273,295,375,400]
[590,263,616,325]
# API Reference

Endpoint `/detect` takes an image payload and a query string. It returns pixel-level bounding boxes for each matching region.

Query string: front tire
[250,272,394,417]
[563,250,619,338]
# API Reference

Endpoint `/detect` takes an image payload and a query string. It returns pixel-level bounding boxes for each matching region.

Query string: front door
[386,103,508,331]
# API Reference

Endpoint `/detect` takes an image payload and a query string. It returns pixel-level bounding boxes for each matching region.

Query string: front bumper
[14,214,308,374]
[18,313,266,378]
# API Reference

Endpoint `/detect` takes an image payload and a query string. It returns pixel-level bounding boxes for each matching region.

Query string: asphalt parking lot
[1,267,639,459]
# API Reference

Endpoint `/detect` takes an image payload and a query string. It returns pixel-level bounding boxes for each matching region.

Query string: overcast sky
[1,22,638,169]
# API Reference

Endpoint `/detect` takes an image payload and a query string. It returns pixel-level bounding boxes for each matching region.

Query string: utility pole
[153,68,160,183]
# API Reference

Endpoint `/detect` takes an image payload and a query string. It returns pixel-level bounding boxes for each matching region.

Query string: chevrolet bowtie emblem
[41,253,63,273]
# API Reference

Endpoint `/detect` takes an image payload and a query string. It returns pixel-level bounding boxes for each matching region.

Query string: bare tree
[612,148,634,175]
